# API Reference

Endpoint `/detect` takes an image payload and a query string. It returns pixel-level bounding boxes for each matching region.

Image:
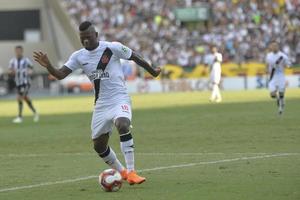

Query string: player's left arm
[129,51,161,77]
[110,42,161,77]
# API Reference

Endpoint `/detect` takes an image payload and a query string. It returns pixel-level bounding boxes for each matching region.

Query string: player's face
[80,30,98,50]
[15,48,23,58]
[271,43,279,52]
[211,47,217,53]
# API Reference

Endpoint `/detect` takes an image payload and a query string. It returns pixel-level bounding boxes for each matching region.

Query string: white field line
[0,153,298,193]
[1,152,300,158]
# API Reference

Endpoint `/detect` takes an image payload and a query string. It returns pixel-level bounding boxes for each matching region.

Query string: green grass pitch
[0,89,300,200]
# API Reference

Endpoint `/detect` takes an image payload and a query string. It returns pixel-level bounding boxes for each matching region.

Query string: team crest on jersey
[122,46,128,53]
[88,70,110,81]
[101,55,110,64]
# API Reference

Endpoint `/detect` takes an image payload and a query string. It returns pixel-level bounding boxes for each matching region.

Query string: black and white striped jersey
[9,57,33,86]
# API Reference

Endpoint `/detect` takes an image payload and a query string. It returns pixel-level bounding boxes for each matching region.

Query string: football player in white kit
[265,41,290,115]
[205,45,222,102]
[33,21,161,185]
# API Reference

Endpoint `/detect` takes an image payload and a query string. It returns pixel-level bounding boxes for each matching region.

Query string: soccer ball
[98,169,122,192]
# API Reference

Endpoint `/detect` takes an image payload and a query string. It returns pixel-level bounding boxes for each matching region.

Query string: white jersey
[9,57,33,86]
[204,52,222,70]
[64,41,132,105]
[204,52,222,84]
[265,51,290,78]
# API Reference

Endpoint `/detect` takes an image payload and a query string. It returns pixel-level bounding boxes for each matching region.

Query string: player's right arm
[33,51,72,80]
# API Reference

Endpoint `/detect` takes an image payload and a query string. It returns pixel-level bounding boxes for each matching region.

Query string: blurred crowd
[61,0,300,67]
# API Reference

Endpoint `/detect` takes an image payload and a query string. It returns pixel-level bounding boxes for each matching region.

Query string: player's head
[211,45,218,53]
[79,21,98,50]
[15,45,23,59]
[270,41,279,53]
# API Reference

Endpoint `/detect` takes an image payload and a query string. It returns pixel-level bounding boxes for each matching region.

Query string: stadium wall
[126,75,300,93]
[0,0,57,73]
[0,0,80,73]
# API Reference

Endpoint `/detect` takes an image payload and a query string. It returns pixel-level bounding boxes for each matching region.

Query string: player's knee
[24,96,31,103]
[93,134,109,154]
[115,118,130,134]
[17,96,23,101]
[270,92,277,99]
[279,92,284,98]
[93,141,107,154]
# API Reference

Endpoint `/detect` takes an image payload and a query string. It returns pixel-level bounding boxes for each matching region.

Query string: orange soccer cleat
[120,169,128,180]
[127,171,146,185]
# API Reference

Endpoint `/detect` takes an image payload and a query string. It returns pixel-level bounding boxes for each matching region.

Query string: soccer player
[265,41,290,115]
[8,46,39,123]
[204,45,222,102]
[33,21,161,185]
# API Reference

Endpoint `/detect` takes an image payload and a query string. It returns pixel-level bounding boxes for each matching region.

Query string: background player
[33,21,161,185]
[8,45,39,123]
[204,45,222,102]
[266,41,290,115]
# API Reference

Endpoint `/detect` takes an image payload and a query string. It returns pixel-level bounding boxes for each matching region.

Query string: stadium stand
[61,0,300,67]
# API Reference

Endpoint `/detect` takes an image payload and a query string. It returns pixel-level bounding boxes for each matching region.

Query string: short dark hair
[15,45,23,50]
[210,44,217,49]
[79,21,92,31]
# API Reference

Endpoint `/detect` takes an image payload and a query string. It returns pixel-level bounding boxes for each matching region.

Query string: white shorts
[91,102,132,139]
[268,76,286,93]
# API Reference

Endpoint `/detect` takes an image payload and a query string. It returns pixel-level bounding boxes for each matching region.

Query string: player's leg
[215,70,222,102]
[93,133,125,173]
[268,79,280,111]
[209,74,216,101]
[277,80,286,115]
[278,91,285,114]
[115,117,145,185]
[13,87,23,123]
[114,103,145,185]
[214,83,222,102]
[115,117,134,172]
[22,84,39,121]
[92,107,126,178]
[210,83,216,101]
[23,95,39,122]
[23,96,36,113]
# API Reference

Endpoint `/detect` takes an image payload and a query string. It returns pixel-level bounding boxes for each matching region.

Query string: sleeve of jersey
[64,52,81,71]
[110,42,133,60]
[26,58,34,68]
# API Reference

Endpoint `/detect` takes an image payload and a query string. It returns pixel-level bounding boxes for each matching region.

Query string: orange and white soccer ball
[98,169,122,192]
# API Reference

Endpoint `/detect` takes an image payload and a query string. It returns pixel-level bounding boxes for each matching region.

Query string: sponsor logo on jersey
[88,70,110,81]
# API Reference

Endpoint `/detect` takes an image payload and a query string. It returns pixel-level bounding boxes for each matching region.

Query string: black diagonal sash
[94,48,113,104]
[269,56,283,81]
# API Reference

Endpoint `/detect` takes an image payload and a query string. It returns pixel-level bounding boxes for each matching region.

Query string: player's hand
[33,51,51,68]
[152,67,161,77]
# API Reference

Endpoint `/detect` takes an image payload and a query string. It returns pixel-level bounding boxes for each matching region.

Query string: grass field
[0,89,300,200]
